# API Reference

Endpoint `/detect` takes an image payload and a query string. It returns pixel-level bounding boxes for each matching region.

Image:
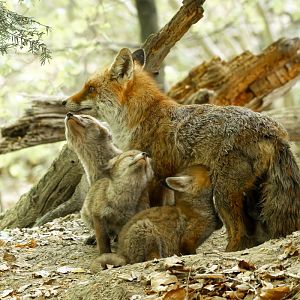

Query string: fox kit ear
[165,176,193,192]
[132,48,145,67]
[110,48,134,84]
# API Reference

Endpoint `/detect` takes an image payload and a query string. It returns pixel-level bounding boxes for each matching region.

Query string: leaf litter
[0,214,299,299]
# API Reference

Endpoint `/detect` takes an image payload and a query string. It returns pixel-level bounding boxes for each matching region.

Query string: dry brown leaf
[224,290,245,299]
[0,263,10,271]
[26,289,43,298]
[56,266,86,274]
[163,256,184,268]
[33,270,50,278]
[3,251,17,262]
[144,295,163,300]
[0,239,7,247]
[238,260,256,271]
[236,270,254,282]
[118,271,141,282]
[17,284,32,293]
[15,239,37,248]
[223,265,240,274]
[188,281,204,291]
[278,243,299,260]
[259,285,290,300]
[151,272,179,292]
[43,278,56,285]
[194,273,225,280]
[12,260,32,268]
[0,289,14,298]
[207,264,219,273]
[236,283,252,292]
[203,284,216,292]
[262,270,286,280]
[162,287,187,300]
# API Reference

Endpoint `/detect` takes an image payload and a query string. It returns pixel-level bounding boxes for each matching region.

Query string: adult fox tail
[261,142,300,237]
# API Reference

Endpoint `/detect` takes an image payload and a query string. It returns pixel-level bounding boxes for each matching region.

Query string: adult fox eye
[88,86,95,93]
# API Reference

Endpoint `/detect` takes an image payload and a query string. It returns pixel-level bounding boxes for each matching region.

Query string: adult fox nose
[62,99,67,105]
[66,112,73,118]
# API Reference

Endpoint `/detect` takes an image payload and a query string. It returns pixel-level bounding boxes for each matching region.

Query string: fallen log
[168,37,300,111]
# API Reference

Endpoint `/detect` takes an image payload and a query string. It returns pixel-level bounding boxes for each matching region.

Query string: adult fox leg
[213,153,258,251]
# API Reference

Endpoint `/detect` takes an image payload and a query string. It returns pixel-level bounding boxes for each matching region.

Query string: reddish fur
[70,86,89,103]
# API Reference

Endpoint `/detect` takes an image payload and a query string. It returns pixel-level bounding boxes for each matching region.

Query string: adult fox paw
[226,235,259,252]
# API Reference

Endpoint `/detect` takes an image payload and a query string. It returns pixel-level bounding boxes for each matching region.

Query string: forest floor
[0,214,300,300]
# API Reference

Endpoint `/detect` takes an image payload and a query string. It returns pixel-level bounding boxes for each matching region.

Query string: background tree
[0,1,51,64]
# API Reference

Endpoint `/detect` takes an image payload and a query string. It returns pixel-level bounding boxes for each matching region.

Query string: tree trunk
[135,0,159,42]
[135,0,165,89]
[0,146,83,229]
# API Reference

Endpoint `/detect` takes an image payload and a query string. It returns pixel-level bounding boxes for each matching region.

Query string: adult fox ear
[110,48,134,84]
[165,176,193,192]
[132,48,145,67]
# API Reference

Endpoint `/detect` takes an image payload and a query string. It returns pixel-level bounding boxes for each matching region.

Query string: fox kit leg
[213,154,258,251]
[92,215,111,254]
[181,217,217,254]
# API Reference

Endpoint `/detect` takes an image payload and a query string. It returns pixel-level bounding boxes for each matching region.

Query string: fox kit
[64,48,300,251]
[93,165,222,267]
[65,113,121,185]
[65,113,152,252]
[82,150,153,254]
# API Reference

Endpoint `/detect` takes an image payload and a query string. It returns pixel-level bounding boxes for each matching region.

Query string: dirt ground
[0,214,299,300]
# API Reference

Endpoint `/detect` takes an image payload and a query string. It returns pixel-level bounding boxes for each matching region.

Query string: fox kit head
[166,165,211,196]
[104,150,154,186]
[63,48,147,122]
[65,112,112,151]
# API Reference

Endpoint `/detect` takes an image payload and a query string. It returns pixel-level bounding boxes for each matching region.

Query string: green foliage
[0,0,51,64]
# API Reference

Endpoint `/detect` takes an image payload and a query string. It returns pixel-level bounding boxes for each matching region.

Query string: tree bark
[135,0,159,42]
[0,96,66,155]
[142,0,205,75]
[0,145,83,229]
[168,37,300,111]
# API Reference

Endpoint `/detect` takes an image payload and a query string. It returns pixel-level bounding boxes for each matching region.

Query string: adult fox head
[63,48,152,122]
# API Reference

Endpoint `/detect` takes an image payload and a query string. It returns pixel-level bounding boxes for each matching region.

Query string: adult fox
[63,48,300,251]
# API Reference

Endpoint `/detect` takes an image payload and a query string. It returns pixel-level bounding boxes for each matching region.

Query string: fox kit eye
[88,86,95,93]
